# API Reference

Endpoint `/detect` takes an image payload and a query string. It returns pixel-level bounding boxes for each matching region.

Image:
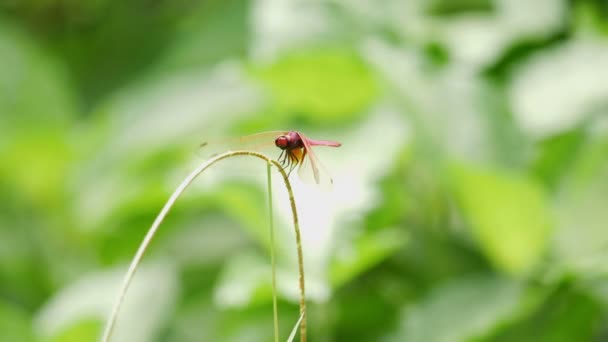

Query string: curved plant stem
[279,167,307,342]
[101,151,306,342]
[267,162,279,342]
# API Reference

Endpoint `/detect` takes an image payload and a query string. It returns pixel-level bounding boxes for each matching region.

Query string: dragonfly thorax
[275,132,304,150]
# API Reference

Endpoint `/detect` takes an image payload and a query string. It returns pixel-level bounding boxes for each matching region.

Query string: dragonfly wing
[296,132,334,190]
[198,130,288,158]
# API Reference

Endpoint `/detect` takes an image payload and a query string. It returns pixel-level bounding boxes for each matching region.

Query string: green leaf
[552,136,608,275]
[487,282,602,342]
[159,0,250,70]
[213,253,272,308]
[574,1,608,36]
[510,39,608,138]
[388,275,523,342]
[215,182,274,252]
[531,128,586,189]
[165,286,296,342]
[250,49,378,123]
[0,301,34,342]
[0,22,75,205]
[450,163,552,274]
[330,228,407,287]
[426,0,493,15]
[50,318,100,342]
[36,264,178,342]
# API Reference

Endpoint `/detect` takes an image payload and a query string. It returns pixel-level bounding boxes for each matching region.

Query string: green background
[1,0,608,341]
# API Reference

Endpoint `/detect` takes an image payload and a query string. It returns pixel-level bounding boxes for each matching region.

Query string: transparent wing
[297,132,334,190]
[198,130,288,159]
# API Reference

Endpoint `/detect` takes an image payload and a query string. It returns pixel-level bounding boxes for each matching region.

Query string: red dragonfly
[200,131,341,187]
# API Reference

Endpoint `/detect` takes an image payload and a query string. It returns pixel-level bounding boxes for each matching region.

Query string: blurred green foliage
[1,0,608,341]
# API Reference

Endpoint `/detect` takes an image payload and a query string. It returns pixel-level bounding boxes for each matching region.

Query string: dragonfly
[200,131,341,187]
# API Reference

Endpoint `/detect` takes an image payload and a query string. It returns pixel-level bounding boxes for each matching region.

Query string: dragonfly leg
[287,151,298,177]
[278,150,286,167]
[291,149,304,176]
[285,151,293,171]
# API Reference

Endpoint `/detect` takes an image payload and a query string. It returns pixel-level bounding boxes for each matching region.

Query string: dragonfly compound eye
[275,136,288,149]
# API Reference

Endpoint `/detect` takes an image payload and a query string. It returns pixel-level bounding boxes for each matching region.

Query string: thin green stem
[267,162,279,342]
[101,150,306,342]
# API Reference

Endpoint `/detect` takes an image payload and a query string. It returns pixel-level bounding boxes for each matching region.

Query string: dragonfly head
[275,135,289,149]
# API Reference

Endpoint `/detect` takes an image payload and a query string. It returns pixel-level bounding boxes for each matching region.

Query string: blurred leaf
[213,253,272,308]
[50,318,99,342]
[85,61,262,162]
[167,281,300,342]
[35,264,178,342]
[450,163,552,274]
[510,39,608,138]
[330,228,407,287]
[213,250,329,307]
[0,300,34,342]
[574,0,608,36]
[331,268,411,341]
[159,0,249,71]
[0,22,75,126]
[47,1,227,104]
[552,135,608,276]
[215,182,269,248]
[426,0,493,15]
[480,84,530,167]
[363,146,412,229]
[94,178,270,265]
[387,275,523,342]
[71,62,265,232]
[248,1,335,60]
[3,134,72,206]
[0,22,75,205]
[530,128,586,189]
[250,49,378,123]
[0,22,81,313]
[486,281,603,342]
[160,216,249,267]
[0,211,59,310]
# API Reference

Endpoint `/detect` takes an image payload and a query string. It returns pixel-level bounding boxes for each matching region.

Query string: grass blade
[287,313,305,342]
